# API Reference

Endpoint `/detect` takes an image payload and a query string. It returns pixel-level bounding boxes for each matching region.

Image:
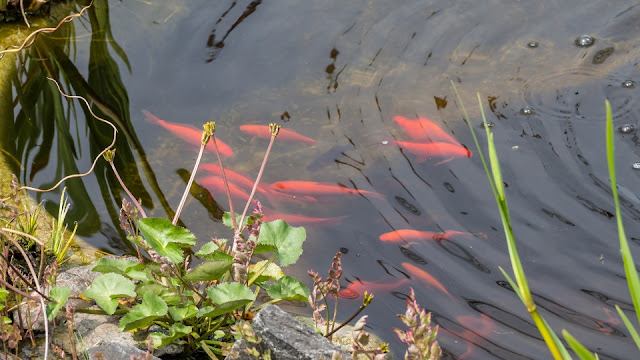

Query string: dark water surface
[6,0,640,358]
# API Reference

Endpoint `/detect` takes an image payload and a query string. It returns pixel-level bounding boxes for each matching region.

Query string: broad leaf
[83,273,136,315]
[248,260,283,284]
[46,286,71,321]
[92,258,139,277]
[169,305,199,321]
[0,288,7,311]
[119,292,168,332]
[125,264,154,282]
[197,302,248,319]
[195,241,220,257]
[222,212,246,229]
[150,323,192,349]
[198,283,255,318]
[253,243,275,254]
[207,283,255,304]
[136,284,182,305]
[267,276,309,302]
[184,257,233,282]
[138,218,197,264]
[257,220,305,266]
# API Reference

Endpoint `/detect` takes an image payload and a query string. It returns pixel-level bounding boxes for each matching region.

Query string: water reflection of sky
[17,0,640,358]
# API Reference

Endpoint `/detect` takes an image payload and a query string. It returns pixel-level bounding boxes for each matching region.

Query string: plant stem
[238,134,276,233]
[211,136,237,233]
[1,231,49,360]
[173,143,206,225]
[108,160,147,218]
[325,303,368,338]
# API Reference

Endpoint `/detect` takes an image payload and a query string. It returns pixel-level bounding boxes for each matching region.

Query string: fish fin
[142,110,162,125]
[400,241,419,249]
[434,157,454,166]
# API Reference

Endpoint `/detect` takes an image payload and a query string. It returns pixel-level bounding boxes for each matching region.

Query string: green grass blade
[453,82,566,360]
[499,267,525,304]
[605,100,640,326]
[562,330,596,360]
[501,266,569,358]
[543,318,572,359]
[616,305,640,351]
[451,81,498,197]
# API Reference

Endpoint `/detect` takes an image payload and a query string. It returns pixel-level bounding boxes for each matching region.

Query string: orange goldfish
[393,116,461,146]
[262,208,347,226]
[379,229,480,243]
[395,140,471,164]
[401,262,450,297]
[446,314,496,359]
[144,110,234,157]
[198,164,318,203]
[338,278,410,299]
[198,176,252,201]
[240,124,316,144]
[199,164,269,195]
[269,181,384,199]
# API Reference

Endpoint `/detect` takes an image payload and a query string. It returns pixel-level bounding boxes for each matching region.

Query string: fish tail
[142,110,162,125]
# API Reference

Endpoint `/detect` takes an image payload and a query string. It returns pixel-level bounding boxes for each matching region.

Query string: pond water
[5,0,640,358]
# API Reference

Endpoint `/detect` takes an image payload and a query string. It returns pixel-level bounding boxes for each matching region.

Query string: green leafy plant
[73,122,311,357]
[393,288,441,360]
[48,187,78,263]
[453,80,640,359]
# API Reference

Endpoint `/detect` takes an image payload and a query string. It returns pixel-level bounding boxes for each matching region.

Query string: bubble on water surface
[575,35,594,47]
[523,68,635,122]
[527,41,539,48]
[480,121,495,128]
[520,106,535,115]
[633,162,640,170]
[381,140,389,145]
[618,124,634,134]
[622,80,635,88]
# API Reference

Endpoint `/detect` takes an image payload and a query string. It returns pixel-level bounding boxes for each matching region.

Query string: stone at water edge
[226,304,350,360]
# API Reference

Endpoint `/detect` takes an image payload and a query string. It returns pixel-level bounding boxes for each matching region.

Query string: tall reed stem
[173,122,215,225]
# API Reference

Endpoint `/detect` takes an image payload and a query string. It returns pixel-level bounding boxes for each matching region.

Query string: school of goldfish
[392,115,472,165]
[146,110,491,357]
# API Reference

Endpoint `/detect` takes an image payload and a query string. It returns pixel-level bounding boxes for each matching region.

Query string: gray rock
[49,305,136,356]
[226,305,350,360]
[86,342,160,360]
[13,255,138,331]
[53,306,179,358]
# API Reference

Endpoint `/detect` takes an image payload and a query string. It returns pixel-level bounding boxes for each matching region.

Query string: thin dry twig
[0,0,94,59]
[19,77,118,194]
[1,228,45,247]
[104,151,147,219]
[1,231,49,360]
[20,0,30,28]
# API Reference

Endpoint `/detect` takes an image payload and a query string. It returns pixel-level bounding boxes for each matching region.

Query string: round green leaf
[83,273,136,315]
[267,276,310,302]
[138,218,197,264]
[257,220,306,266]
[119,292,168,332]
